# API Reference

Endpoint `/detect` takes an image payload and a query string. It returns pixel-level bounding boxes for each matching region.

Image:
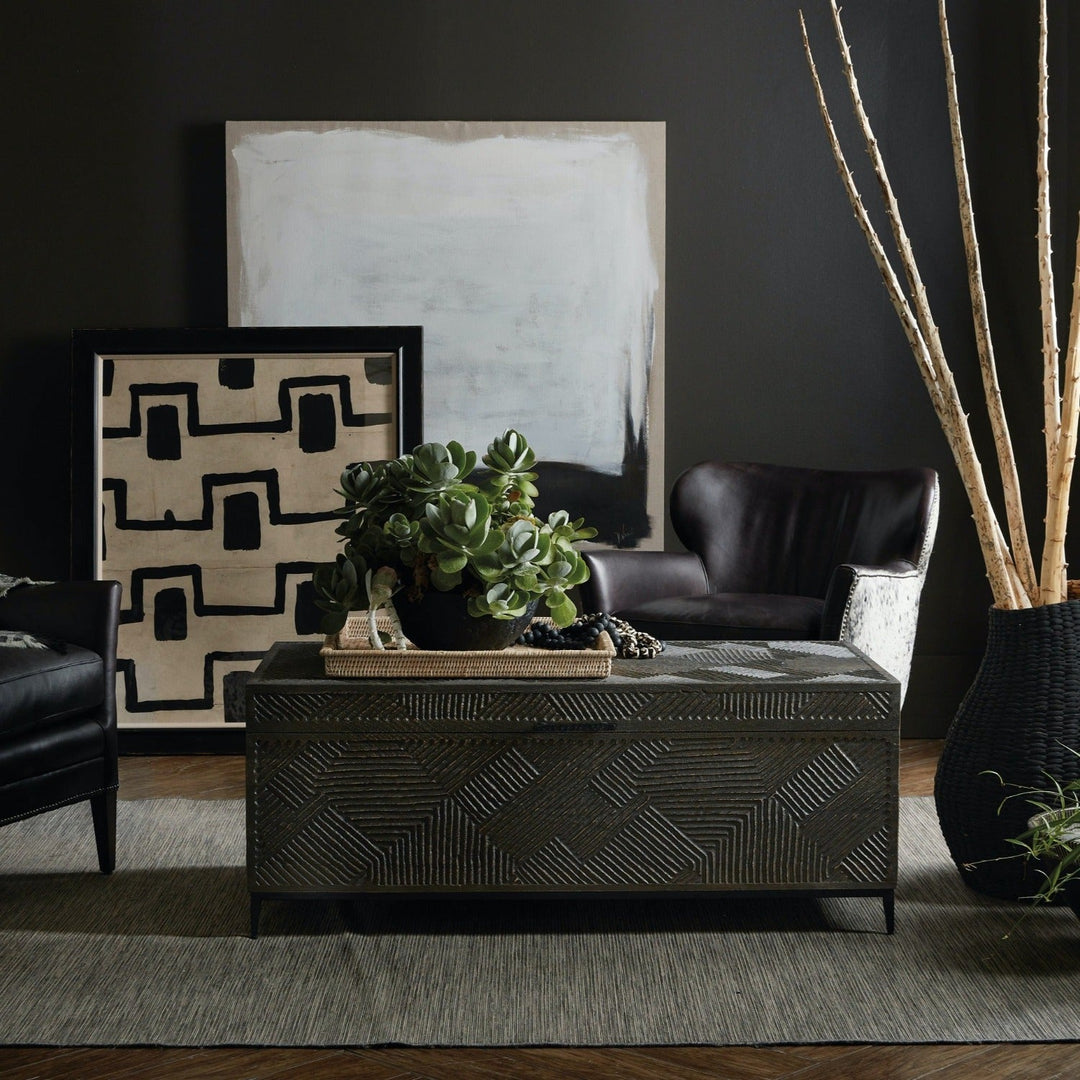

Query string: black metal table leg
[250,895,261,939]
[884,891,895,934]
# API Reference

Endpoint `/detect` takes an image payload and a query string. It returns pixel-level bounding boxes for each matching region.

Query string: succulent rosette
[312,429,596,634]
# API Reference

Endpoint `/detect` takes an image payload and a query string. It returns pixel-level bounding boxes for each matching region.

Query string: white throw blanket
[0,630,46,649]
[0,573,51,648]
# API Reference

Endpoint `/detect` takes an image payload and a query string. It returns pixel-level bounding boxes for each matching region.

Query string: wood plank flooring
[6,740,1080,1079]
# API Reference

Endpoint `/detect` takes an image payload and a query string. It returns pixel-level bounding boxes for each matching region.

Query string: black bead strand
[517,612,662,659]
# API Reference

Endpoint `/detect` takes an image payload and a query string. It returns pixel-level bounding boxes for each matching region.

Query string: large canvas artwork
[226,121,665,548]
[71,327,422,730]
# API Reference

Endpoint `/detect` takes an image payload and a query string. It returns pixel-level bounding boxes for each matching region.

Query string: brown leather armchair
[0,580,121,872]
[580,462,938,703]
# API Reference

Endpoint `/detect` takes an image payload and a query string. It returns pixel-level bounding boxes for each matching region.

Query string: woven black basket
[935,599,1080,899]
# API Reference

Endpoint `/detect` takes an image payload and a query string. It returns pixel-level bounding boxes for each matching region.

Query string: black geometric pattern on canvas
[145,404,182,460]
[152,587,188,641]
[103,375,390,438]
[364,356,393,384]
[218,357,255,389]
[297,392,337,454]
[121,564,323,621]
[222,491,262,550]
[103,472,339,530]
[292,581,323,636]
[102,363,396,719]
[113,565,320,710]
[222,670,255,723]
[117,651,266,712]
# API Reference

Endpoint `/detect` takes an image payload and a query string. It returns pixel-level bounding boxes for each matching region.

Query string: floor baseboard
[119,728,245,755]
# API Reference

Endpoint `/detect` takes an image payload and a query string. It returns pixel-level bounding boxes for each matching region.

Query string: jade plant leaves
[311,429,594,630]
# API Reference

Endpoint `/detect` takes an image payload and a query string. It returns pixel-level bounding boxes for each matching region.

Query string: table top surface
[250,638,899,694]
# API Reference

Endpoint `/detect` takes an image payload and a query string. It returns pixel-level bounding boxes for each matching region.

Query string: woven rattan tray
[320,615,614,679]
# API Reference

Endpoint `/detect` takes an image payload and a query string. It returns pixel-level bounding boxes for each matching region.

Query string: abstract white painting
[226,121,665,547]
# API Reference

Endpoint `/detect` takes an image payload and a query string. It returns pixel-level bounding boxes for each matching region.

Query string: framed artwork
[71,326,422,730]
[226,120,665,549]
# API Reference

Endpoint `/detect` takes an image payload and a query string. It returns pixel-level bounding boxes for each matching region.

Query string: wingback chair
[580,462,939,703]
[0,580,121,873]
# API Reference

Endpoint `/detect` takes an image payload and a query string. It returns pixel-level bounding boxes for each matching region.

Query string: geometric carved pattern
[246,639,900,902]
[838,825,891,883]
[250,687,894,734]
[773,745,862,820]
[613,640,894,683]
[250,733,893,891]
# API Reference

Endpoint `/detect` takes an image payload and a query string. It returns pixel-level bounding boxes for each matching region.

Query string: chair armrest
[0,580,121,662]
[579,550,709,614]
[0,581,122,776]
[822,560,923,704]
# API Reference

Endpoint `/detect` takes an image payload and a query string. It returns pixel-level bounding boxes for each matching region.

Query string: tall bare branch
[800,11,1018,608]
[801,17,938,397]
[1037,0,1060,493]
[1041,216,1080,602]
[828,0,949,381]
[939,0,1037,605]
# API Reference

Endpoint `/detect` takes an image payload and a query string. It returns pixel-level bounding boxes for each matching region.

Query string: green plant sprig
[976,747,1080,911]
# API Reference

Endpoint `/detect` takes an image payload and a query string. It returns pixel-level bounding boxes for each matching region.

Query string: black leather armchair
[580,462,939,703]
[0,580,121,872]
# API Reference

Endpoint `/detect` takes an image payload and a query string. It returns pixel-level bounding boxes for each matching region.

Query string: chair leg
[90,788,116,874]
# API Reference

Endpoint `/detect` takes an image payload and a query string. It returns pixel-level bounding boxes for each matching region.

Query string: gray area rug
[0,796,1077,1047]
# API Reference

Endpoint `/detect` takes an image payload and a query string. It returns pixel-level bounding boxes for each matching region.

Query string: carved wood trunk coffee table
[245,639,900,936]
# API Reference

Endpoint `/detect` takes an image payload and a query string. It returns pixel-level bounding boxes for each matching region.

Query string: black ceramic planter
[935,600,1080,899]
[394,588,538,651]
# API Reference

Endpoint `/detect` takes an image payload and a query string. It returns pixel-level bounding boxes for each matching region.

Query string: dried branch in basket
[938,0,1037,606]
[1041,217,1080,605]
[800,5,1019,609]
[1036,0,1060,483]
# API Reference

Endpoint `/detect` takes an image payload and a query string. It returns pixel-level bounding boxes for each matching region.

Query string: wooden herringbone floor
[5,740,1080,1080]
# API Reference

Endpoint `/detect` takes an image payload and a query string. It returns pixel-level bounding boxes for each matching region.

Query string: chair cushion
[0,715,110,790]
[0,644,104,736]
[619,593,825,641]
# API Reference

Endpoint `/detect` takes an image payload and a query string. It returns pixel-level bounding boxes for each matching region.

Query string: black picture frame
[71,326,422,735]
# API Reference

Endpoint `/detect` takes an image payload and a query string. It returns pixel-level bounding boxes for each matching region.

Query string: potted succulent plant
[311,429,596,650]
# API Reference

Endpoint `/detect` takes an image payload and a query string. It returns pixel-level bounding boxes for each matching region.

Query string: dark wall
[2,0,1075,735]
